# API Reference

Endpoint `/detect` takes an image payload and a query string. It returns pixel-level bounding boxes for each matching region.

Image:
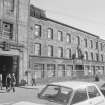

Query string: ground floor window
[84,65,90,76]
[32,64,44,79]
[57,64,65,77]
[66,65,73,77]
[47,64,55,77]
[98,66,104,75]
[91,66,95,76]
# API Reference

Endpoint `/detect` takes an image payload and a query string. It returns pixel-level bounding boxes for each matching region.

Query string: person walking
[31,78,36,86]
[0,74,2,90]
[11,73,16,92]
[6,73,11,92]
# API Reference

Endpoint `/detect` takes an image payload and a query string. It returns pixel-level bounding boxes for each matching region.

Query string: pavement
[20,84,46,90]
[19,78,105,90]
[0,87,41,104]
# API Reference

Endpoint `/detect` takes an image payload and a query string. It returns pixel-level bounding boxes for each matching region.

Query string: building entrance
[75,65,84,76]
[0,55,19,86]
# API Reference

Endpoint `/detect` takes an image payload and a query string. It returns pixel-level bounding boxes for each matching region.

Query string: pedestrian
[11,73,16,92]
[95,74,99,81]
[0,74,2,90]
[94,71,100,82]
[32,78,36,86]
[6,73,11,92]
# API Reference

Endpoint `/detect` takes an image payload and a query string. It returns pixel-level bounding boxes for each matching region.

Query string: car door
[71,88,89,105]
[87,85,105,105]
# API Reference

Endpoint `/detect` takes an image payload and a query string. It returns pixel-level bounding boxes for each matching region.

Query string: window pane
[58,31,63,41]
[91,52,93,61]
[100,43,103,51]
[3,22,13,39]
[48,28,53,39]
[87,86,100,99]
[85,51,88,60]
[34,25,41,36]
[58,47,63,57]
[47,64,55,77]
[84,39,87,47]
[41,85,73,104]
[32,64,44,79]
[67,34,71,43]
[66,49,71,59]
[34,43,41,56]
[4,0,14,12]
[101,54,103,61]
[66,65,73,76]
[71,88,88,104]
[48,46,53,57]
[58,65,65,77]
[91,40,93,48]
[96,53,99,61]
[96,42,98,49]
[76,36,80,45]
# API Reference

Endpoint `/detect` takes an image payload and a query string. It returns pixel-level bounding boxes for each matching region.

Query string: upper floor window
[48,28,53,39]
[91,52,93,61]
[66,33,71,43]
[58,31,63,41]
[85,51,88,60]
[77,36,80,45]
[84,39,87,48]
[34,25,41,37]
[33,43,41,56]
[101,54,103,62]
[90,40,93,48]
[66,49,71,59]
[3,22,13,39]
[96,53,99,61]
[96,41,98,49]
[100,43,103,51]
[58,47,63,58]
[48,45,53,57]
[4,0,14,12]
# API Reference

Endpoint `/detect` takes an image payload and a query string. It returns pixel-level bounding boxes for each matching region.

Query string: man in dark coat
[11,73,16,92]
[6,73,11,92]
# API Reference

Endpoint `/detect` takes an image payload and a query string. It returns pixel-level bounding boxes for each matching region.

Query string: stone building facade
[0,0,29,85]
[27,5,105,84]
[0,0,105,85]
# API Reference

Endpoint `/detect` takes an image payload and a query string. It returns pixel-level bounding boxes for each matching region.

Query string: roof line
[30,4,99,38]
[45,17,99,38]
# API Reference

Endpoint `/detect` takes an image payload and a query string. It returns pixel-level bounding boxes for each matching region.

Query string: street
[0,87,40,105]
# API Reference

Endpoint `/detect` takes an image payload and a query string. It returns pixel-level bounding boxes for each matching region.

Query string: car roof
[50,81,96,90]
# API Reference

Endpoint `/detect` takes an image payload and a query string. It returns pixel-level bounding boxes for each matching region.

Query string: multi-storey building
[0,0,105,85]
[0,0,29,85]
[27,5,105,84]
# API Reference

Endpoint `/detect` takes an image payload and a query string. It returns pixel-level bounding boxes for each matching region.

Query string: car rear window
[39,85,73,104]
[71,88,88,104]
[87,86,100,98]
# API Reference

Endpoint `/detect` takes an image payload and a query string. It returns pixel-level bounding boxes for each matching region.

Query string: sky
[30,0,105,39]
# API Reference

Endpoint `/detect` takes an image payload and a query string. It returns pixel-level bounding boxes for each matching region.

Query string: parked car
[12,81,105,105]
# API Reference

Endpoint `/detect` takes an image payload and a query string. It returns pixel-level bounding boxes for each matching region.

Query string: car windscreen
[39,85,73,104]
